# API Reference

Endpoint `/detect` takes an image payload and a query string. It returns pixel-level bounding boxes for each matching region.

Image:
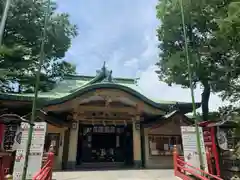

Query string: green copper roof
[0,63,201,113]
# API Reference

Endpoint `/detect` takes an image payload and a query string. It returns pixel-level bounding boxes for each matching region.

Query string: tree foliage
[0,0,77,92]
[156,0,240,120]
[214,2,240,102]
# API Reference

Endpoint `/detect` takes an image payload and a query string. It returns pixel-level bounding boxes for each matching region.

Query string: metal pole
[0,0,11,46]
[179,0,205,170]
[21,0,50,179]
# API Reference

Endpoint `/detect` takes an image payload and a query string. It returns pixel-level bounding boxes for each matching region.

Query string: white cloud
[141,34,158,60]
[56,0,227,113]
[124,58,139,68]
[138,65,227,112]
[57,0,160,76]
[122,32,159,75]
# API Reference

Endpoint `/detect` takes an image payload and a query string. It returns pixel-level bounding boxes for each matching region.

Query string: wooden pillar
[173,145,178,176]
[67,121,79,169]
[132,116,142,168]
[144,128,149,167]
[62,128,70,170]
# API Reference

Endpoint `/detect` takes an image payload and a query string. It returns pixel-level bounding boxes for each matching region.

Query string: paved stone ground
[53,169,179,180]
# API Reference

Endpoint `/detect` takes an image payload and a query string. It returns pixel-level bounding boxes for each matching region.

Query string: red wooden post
[0,156,4,180]
[48,152,54,180]
[210,127,221,176]
[206,147,213,174]
[173,145,178,176]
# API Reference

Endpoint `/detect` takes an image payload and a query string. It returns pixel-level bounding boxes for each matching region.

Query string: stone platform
[53,169,179,180]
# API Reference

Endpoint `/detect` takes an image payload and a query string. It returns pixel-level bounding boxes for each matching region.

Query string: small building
[0,64,199,170]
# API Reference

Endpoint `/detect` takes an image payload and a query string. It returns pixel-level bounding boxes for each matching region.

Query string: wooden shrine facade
[0,90,193,170]
[0,64,198,170]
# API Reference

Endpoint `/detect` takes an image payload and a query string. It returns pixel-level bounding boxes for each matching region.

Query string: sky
[56,0,227,112]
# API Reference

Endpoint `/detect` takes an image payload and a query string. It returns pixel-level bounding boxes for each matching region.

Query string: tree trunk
[201,81,210,121]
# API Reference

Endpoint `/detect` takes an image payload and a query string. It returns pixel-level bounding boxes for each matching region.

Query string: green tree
[0,0,77,92]
[155,0,236,120]
[214,2,240,103]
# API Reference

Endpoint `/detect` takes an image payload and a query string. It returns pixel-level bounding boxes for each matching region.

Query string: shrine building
[0,64,200,170]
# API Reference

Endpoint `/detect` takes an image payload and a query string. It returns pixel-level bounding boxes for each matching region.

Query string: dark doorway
[76,124,83,165]
[123,124,133,166]
[76,124,133,167]
[92,133,116,149]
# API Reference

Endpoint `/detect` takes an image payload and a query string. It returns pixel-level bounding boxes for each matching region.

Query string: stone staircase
[76,162,125,170]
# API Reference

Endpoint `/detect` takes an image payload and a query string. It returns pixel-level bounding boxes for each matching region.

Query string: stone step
[76,162,125,169]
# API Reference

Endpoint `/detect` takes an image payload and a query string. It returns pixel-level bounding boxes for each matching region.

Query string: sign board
[181,126,208,173]
[13,122,47,180]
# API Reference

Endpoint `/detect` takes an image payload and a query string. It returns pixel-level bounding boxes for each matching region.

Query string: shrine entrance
[76,124,133,167]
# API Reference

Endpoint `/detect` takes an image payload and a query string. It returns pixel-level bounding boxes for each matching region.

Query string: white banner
[181,126,208,174]
[13,122,47,180]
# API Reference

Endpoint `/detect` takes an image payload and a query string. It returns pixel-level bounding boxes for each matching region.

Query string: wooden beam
[0,100,31,107]
[74,105,137,114]
[73,111,135,121]
[75,114,133,120]
[136,102,144,114]
[79,117,133,122]
[79,119,133,125]
[45,101,73,112]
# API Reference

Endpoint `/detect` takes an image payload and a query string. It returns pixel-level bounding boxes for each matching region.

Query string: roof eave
[0,85,201,114]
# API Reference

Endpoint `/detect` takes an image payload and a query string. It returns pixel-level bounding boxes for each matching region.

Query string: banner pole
[0,0,11,46]
[179,0,205,170]
[21,0,51,179]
